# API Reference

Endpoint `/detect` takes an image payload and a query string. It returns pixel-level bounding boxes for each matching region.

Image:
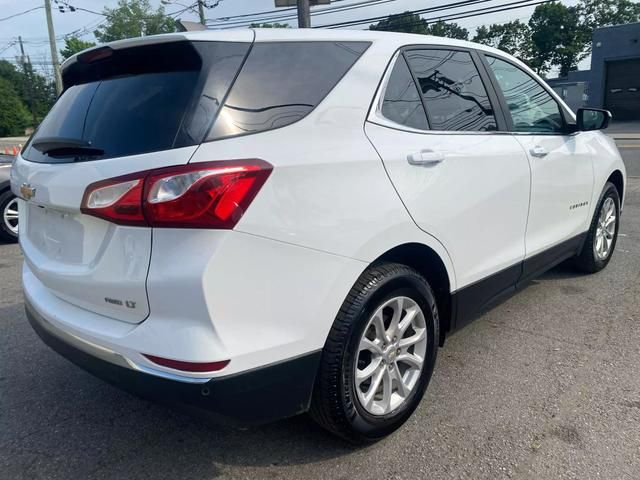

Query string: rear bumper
[26,299,321,425]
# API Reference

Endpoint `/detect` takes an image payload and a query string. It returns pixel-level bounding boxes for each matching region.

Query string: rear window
[22,41,250,163]
[207,41,370,140]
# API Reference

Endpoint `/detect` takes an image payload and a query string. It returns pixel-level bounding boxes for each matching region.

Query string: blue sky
[0,0,583,74]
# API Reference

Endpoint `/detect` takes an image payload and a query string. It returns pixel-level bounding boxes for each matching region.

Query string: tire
[573,181,620,273]
[310,262,439,443]
[0,190,18,243]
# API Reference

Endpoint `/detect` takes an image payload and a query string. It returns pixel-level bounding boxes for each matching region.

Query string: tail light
[81,159,272,229]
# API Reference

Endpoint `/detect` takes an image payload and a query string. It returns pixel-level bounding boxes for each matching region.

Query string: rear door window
[207,41,370,140]
[405,49,498,132]
[22,41,250,163]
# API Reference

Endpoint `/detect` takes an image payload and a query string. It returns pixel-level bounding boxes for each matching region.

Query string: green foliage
[370,12,428,34]
[370,12,467,39]
[94,0,177,43]
[473,0,640,76]
[249,22,290,28]
[0,60,55,127]
[425,20,469,40]
[473,20,530,59]
[528,3,590,76]
[60,37,96,61]
[0,78,31,136]
[580,0,640,29]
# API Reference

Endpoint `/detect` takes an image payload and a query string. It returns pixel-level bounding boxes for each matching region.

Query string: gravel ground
[1,180,639,480]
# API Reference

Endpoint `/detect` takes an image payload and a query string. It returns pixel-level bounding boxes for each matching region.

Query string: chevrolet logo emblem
[20,183,36,201]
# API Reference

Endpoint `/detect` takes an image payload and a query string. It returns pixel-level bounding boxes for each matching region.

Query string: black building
[590,22,640,120]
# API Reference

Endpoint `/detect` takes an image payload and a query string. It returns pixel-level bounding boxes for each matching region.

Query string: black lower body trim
[452,232,588,330]
[26,300,321,426]
[518,232,587,286]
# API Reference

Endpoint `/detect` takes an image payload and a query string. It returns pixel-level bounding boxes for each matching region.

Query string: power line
[216,0,492,29]
[0,41,18,55]
[208,0,349,22]
[317,0,554,27]
[208,0,396,28]
[53,1,201,20]
[313,0,497,28]
[426,0,554,25]
[0,6,45,23]
[206,0,375,27]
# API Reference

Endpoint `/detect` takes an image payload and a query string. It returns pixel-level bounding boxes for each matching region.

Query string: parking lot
[1,161,640,479]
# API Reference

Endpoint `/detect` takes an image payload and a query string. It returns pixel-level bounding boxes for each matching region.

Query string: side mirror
[577,108,612,131]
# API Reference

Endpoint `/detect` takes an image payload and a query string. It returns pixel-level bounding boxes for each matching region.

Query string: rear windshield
[22,41,250,163]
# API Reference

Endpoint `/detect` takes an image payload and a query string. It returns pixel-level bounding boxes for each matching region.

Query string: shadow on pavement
[0,303,360,479]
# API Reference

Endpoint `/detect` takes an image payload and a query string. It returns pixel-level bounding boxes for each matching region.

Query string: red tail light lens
[81,159,272,229]
[80,173,147,226]
[144,160,271,228]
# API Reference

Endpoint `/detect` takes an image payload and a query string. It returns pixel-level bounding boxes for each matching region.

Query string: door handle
[407,150,445,166]
[529,145,548,158]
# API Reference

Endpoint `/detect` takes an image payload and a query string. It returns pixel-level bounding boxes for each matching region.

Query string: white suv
[12,29,625,442]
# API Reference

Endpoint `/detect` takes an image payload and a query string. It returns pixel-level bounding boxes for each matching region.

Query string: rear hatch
[12,35,252,323]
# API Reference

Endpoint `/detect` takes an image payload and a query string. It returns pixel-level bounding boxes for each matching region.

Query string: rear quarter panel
[190,40,456,289]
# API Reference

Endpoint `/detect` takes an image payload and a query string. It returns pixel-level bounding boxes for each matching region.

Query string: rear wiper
[31,137,104,158]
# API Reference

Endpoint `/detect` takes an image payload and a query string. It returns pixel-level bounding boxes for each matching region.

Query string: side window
[486,56,564,133]
[380,55,428,130]
[207,42,370,140]
[404,49,497,132]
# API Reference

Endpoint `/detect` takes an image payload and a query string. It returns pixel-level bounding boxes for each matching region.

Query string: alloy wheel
[3,197,18,236]
[594,196,616,260]
[354,296,427,416]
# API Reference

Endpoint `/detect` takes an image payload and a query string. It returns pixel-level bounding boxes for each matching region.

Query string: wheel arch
[607,170,624,206]
[372,242,453,346]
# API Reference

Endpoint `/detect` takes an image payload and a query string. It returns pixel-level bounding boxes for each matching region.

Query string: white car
[12,29,625,442]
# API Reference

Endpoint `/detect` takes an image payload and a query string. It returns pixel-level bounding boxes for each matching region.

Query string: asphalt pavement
[1,166,640,479]
[616,139,640,177]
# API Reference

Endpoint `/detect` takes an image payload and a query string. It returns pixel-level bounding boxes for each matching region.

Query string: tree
[425,20,469,40]
[60,37,96,61]
[580,0,640,29]
[249,22,290,28]
[0,78,30,136]
[370,12,468,39]
[370,12,428,34]
[94,0,177,43]
[473,20,531,60]
[528,2,589,76]
[0,60,55,126]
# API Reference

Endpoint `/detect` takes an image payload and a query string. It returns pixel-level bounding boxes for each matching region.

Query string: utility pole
[44,0,62,95]
[18,36,38,128]
[198,0,206,26]
[297,0,310,28]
